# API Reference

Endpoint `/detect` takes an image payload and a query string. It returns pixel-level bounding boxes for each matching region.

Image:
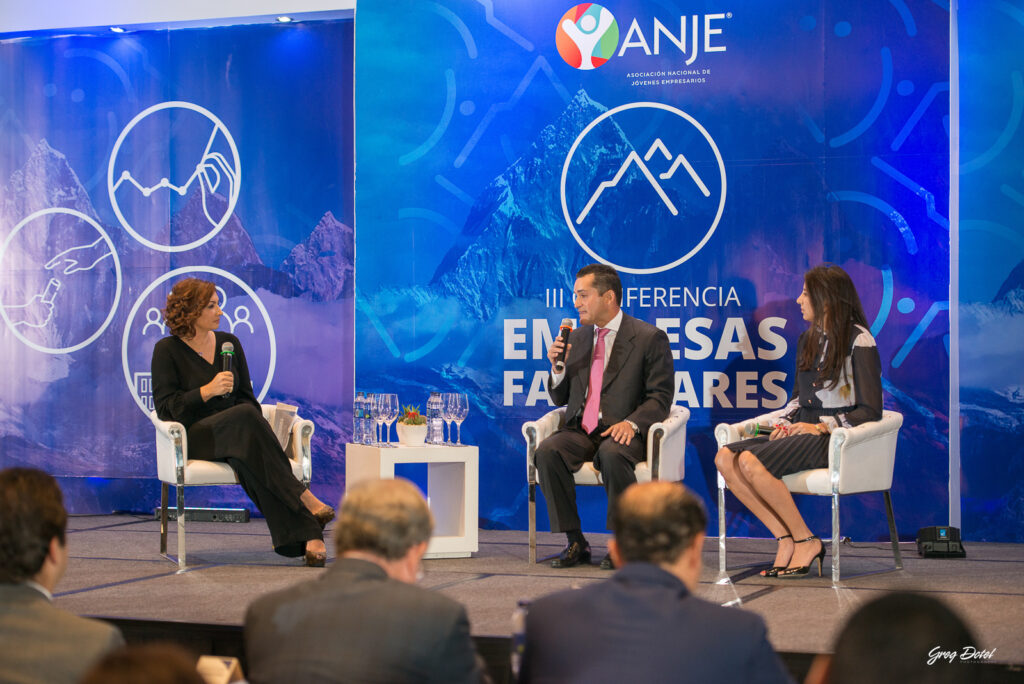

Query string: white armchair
[714,409,903,583]
[152,404,315,570]
[522,405,690,564]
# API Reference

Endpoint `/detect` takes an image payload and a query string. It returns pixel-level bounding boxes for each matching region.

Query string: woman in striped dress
[715,265,883,578]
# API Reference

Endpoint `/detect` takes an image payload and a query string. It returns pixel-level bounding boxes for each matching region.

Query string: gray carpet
[58,515,1024,664]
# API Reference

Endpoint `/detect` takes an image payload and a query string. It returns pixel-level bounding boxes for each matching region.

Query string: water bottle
[427,392,443,444]
[353,392,365,444]
[363,394,375,445]
[510,599,530,678]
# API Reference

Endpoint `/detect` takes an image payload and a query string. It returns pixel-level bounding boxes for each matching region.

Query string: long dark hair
[797,265,870,388]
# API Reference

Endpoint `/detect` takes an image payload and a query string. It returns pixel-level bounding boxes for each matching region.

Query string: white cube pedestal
[344,443,479,558]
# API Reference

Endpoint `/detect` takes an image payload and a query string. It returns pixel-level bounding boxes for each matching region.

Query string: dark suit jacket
[244,558,485,684]
[519,563,794,684]
[549,312,674,437]
[0,583,124,684]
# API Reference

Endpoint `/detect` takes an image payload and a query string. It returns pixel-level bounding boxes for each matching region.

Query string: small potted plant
[396,405,428,446]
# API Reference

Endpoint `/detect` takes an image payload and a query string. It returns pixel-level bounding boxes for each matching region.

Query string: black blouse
[783,324,883,428]
[151,331,260,430]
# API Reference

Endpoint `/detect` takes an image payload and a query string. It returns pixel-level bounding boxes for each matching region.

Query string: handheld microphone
[553,318,573,373]
[220,341,234,398]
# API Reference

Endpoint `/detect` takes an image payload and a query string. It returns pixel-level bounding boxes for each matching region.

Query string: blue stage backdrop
[0,18,355,512]
[355,0,952,540]
[959,1,1024,542]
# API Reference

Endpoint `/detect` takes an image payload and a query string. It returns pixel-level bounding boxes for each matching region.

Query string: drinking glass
[441,393,457,445]
[384,394,399,447]
[453,393,469,445]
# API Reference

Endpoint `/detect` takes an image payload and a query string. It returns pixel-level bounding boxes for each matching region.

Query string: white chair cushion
[570,461,652,486]
[781,468,831,495]
[180,458,303,486]
[181,460,238,486]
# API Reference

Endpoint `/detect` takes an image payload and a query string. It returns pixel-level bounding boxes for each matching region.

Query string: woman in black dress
[151,278,334,566]
[715,265,883,578]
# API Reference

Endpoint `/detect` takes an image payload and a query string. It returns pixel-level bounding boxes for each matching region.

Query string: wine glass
[453,393,469,445]
[384,394,399,447]
[441,393,456,445]
[374,394,388,446]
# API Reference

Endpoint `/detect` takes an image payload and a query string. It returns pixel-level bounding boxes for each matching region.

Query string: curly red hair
[163,278,216,339]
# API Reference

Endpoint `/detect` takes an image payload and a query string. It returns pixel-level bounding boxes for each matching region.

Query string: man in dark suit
[539,263,674,568]
[0,468,124,684]
[245,478,487,684]
[519,481,794,684]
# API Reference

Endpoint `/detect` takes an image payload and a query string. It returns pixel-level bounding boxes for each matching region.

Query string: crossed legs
[714,447,822,571]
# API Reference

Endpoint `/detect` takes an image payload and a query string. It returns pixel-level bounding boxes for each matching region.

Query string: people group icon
[140,285,253,337]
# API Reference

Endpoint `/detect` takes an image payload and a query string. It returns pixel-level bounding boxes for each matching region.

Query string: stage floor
[59,515,1024,666]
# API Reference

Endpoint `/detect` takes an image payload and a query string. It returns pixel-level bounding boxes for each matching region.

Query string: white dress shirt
[550,308,623,391]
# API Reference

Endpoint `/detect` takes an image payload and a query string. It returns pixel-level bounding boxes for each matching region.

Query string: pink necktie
[582,327,610,434]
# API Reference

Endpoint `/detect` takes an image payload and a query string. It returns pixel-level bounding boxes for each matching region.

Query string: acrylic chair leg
[831,492,841,584]
[160,483,169,555]
[176,484,186,571]
[528,483,537,564]
[718,485,727,575]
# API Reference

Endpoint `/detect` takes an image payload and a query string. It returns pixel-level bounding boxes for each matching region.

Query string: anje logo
[556,4,619,70]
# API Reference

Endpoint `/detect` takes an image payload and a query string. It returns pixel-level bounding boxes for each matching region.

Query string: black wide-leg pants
[187,403,323,557]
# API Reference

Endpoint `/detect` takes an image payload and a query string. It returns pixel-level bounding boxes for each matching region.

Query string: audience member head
[798,264,870,389]
[163,278,216,339]
[79,643,205,684]
[575,263,623,306]
[333,478,433,583]
[0,467,68,588]
[608,481,708,588]
[805,592,978,684]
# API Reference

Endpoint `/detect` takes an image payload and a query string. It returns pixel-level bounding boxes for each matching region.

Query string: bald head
[610,481,707,566]
[334,479,434,560]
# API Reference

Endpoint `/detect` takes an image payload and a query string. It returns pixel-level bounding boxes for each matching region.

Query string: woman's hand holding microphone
[200,371,234,402]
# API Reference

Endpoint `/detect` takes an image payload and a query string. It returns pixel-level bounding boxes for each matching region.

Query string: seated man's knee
[534,441,560,471]
[596,442,635,473]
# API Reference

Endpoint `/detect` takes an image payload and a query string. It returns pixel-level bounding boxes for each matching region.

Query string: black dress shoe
[551,541,591,568]
[599,554,614,570]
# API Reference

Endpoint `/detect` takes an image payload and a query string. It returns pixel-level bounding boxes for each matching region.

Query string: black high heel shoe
[778,535,826,578]
[759,534,793,578]
[304,547,327,567]
[313,505,336,530]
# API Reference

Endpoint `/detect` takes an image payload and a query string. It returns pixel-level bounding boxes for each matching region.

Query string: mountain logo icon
[559,101,727,274]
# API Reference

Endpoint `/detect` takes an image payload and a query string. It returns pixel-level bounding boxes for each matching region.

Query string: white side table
[344,443,479,558]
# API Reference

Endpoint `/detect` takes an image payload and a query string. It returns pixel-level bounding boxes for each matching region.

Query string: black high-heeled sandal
[778,535,826,578]
[759,534,793,578]
[304,547,327,567]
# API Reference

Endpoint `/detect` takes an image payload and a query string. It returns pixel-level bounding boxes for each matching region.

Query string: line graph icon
[107,101,241,253]
[560,102,727,275]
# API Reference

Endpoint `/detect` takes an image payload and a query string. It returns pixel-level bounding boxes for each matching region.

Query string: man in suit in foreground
[539,263,674,568]
[519,481,794,684]
[245,478,487,684]
[0,468,124,684]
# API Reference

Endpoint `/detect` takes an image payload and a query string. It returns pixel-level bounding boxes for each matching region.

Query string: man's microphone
[220,341,234,398]
[553,318,573,373]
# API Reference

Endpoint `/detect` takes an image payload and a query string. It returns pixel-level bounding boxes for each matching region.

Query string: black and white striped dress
[725,324,883,478]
